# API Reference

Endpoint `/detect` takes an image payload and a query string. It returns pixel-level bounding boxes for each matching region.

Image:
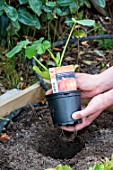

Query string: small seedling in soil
[88,154,113,170]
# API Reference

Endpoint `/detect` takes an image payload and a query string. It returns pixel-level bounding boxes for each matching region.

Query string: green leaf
[18,8,41,29]
[42,40,51,51]
[74,64,79,71]
[42,5,53,13]
[34,39,50,54]
[73,29,86,38]
[65,16,73,27]
[0,0,5,10]
[56,52,61,66]
[11,20,20,30]
[88,163,103,170]
[57,0,75,7]
[18,0,28,4]
[33,37,44,45]
[37,45,44,54]
[72,18,95,26]
[69,2,77,14]
[28,0,42,16]
[4,4,18,21]
[25,38,46,58]
[54,7,63,16]
[95,0,106,8]
[6,40,31,58]
[47,13,54,20]
[56,165,63,170]
[46,2,56,8]
[25,46,36,59]
[85,0,91,8]
[54,7,69,16]
[33,66,50,80]
[63,165,73,170]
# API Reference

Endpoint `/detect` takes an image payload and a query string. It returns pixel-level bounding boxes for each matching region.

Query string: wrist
[93,74,106,95]
[96,67,113,94]
[95,73,113,95]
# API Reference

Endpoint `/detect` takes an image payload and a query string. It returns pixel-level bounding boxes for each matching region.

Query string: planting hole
[33,129,85,159]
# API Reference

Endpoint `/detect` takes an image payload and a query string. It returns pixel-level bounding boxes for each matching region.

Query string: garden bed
[0,102,113,170]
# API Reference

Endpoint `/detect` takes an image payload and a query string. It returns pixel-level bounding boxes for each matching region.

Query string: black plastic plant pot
[46,90,81,127]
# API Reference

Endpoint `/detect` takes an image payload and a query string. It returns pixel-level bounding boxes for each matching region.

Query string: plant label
[49,65,77,93]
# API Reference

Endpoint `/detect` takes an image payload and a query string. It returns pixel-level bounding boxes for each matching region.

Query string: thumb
[72,105,94,120]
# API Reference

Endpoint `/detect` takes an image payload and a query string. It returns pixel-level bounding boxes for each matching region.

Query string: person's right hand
[76,73,102,98]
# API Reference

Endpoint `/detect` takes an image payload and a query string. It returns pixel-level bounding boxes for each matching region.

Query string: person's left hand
[61,93,107,131]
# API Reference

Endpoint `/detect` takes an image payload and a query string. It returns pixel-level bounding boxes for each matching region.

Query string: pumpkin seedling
[6,18,95,127]
[6,18,95,81]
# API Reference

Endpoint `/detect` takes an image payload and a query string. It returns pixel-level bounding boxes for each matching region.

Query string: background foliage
[0,0,106,46]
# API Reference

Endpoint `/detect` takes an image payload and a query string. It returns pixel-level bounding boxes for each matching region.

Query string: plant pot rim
[46,90,80,98]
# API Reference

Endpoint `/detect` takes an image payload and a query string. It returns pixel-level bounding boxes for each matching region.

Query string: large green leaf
[4,4,18,21]
[57,0,75,7]
[42,40,51,50]
[69,2,77,14]
[95,0,106,8]
[42,5,53,13]
[18,0,28,4]
[18,8,41,29]
[72,18,95,26]
[32,37,44,46]
[0,0,5,10]
[6,40,31,58]
[25,46,36,59]
[32,38,50,54]
[28,0,42,16]
[25,38,50,58]
[33,66,50,80]
[46,2,56,8]
[54,7,69,16]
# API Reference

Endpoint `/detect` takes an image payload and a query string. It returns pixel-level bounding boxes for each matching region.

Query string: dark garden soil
[0,102,113,170]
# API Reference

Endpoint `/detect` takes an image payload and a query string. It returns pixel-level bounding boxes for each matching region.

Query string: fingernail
[72,112,79,119]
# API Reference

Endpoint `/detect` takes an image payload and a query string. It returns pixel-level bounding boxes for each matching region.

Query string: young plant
[6,18,95,80]
[88,154,113,170]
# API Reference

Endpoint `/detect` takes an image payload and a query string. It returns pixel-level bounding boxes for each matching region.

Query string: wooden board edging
[0,83,45,118]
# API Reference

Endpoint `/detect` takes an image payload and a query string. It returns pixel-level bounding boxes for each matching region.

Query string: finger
[60,125,76,132]
[46,89,53,95]
[72,105,95,120]
[74,110,101,131]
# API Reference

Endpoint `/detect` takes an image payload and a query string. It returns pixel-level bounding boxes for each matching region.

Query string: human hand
[76,73,101,98]
[61,93,107,131]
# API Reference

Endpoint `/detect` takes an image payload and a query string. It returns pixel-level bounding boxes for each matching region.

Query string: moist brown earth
[0,103,113,170]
